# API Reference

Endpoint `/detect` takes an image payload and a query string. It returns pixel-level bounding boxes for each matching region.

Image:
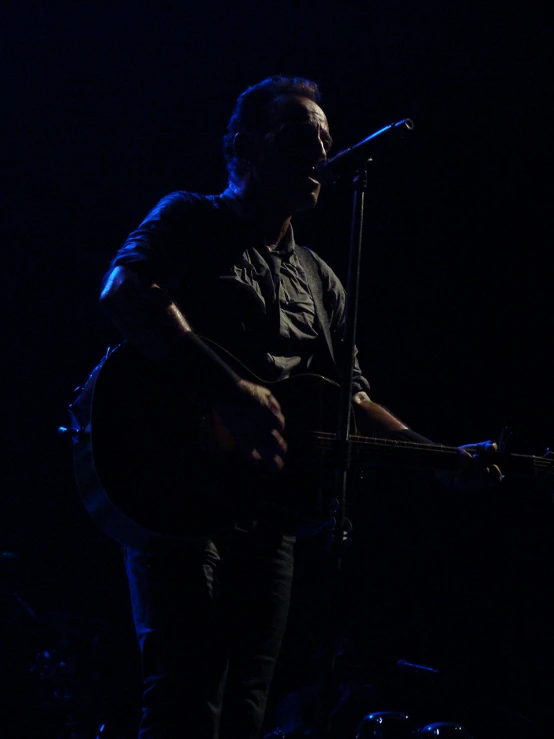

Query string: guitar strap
[295,245,337,369]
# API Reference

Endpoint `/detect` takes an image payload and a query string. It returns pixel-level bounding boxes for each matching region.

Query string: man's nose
[312,131,327,160]
[317,135,327,157]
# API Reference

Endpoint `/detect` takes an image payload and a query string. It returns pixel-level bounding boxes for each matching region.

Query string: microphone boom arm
[314,118,414,184]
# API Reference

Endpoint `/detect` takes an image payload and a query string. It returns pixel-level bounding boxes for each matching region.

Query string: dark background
[2,3,553,736]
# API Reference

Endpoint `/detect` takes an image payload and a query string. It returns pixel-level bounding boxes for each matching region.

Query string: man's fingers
[269,454,285,471]
[217,381,287,469]
[459,440,498,454]
[246,429,287,471]
[267,394,285,431]
[270,408,286,432]
[485,464,504,483]
[249,447,285,471]
[258,429,287,468]
[266,392,282,413]
[271,429,288,455]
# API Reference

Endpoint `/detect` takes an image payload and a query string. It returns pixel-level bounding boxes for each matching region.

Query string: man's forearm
[100,266,240,397]
[353,392,408,437]
[100,266,193,361]
[353,392,434,443]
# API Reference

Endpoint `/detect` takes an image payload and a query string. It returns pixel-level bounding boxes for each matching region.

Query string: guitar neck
[353,436,460,470]
[310,432,547,479]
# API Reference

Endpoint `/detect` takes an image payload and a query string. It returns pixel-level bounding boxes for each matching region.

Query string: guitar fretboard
[304,432,551,478]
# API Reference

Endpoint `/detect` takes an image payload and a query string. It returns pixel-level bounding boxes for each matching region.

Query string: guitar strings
[193,338,553,475]
[303,432,554,472]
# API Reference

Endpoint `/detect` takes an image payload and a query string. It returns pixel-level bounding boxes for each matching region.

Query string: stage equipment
[315,119,414,739]
[355,710,410,738]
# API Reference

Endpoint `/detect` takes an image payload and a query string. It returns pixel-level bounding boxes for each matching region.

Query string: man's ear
[233,132,256,164]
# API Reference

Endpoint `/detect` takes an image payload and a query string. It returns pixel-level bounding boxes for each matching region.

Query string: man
[99,75,498,739]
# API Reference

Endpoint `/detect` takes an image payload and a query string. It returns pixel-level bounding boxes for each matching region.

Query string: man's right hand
[213,380,287,471]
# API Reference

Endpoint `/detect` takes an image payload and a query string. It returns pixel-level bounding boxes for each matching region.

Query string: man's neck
[262,217,291,250]
[225,182,292,250]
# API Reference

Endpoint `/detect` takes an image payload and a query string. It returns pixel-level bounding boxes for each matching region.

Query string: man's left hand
[439,440,504,491]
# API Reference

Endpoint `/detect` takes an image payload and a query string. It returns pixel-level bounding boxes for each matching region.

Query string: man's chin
[258,181,320,213]
[291,189,320,213]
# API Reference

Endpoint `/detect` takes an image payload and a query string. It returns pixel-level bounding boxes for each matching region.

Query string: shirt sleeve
[104,191,207,285]
[310,251,371,395]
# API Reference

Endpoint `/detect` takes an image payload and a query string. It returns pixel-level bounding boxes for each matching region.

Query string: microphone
[314,118,414,184]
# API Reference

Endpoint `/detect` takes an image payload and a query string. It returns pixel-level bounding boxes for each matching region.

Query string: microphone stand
[315,119,414,739]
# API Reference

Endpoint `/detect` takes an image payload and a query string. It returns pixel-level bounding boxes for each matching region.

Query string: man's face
[251,96,332,212]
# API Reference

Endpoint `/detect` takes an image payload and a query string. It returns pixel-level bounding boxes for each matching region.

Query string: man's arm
[100,266,194,359]
[352,391,411,437]
[352,390,502,487]
[100,265,287,470]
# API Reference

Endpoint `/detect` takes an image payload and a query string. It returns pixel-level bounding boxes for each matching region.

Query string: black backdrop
[2,3,553,736]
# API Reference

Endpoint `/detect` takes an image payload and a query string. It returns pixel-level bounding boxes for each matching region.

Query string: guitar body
[70,342,353,548]
[69,342,551,549]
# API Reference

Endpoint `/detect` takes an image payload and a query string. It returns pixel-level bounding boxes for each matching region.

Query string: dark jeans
[123,522,295,739]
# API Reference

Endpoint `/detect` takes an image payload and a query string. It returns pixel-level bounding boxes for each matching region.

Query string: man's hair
[223,75,321,182]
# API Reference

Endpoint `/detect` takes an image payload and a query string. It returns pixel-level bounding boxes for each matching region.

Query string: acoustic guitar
[65,341,553,549]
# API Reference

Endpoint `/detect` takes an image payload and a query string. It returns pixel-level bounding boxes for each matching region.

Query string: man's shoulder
[143,191,228,221]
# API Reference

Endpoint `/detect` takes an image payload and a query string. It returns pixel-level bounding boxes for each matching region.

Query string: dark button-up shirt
[107,189,369,393]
